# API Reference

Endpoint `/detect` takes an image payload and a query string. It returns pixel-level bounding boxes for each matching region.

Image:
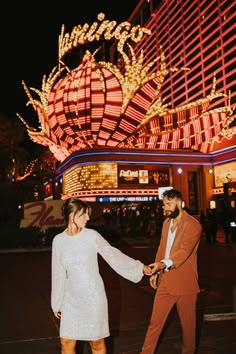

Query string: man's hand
[149,261,166,274]
[149,274,158,289]
[143,265,153,275]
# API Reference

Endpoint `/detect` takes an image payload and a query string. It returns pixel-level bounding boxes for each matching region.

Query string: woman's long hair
[61,198,91,224]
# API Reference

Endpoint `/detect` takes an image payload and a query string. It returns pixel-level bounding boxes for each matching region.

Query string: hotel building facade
[57,0,235,213]
[110,0,235,211]
[20,0,235,224]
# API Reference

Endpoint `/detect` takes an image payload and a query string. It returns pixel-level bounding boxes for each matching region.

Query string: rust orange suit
[141,210,202,354]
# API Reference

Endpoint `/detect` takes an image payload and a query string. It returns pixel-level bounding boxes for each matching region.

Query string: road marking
[204,312,236,321]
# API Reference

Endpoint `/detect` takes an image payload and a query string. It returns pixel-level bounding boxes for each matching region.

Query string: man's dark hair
[162,189,182,200]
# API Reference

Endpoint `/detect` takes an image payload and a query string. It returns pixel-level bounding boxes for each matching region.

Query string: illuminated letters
[59,13,151,59]
[119,169,139,178]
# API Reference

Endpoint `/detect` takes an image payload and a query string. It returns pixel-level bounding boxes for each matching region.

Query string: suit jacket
[156,210,202,296]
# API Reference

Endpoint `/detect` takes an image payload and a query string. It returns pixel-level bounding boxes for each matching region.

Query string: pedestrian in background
[199,210,206,234]
[219,207,232,244]
[205,208,217,244]
[51,198,152,354]
[140,189,202,354]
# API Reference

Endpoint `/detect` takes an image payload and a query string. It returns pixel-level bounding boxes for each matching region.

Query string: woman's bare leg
[60,337,77,354]
[89,338,106,354]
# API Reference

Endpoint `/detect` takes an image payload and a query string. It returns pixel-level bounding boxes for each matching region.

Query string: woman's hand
[53,311,61,319]
[143,265,153,275]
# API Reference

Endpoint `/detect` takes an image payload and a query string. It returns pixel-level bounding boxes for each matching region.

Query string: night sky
[0,1,139,121]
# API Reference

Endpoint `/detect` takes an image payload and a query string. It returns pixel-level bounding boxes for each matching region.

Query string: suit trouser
[140,281,197,354]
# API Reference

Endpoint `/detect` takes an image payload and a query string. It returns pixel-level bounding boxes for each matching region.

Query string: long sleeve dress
[51,228,144,340]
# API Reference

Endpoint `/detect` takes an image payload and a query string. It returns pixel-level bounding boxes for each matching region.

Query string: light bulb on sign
[177,168,183,175]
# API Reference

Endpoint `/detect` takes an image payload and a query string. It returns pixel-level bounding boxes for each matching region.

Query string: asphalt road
[0,233,235,354]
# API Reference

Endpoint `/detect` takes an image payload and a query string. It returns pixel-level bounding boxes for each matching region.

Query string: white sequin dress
[51,228,144,340]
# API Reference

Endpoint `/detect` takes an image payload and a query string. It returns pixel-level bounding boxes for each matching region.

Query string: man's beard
[166,206,180,219]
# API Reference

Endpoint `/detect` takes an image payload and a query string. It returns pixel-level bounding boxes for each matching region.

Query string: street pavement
[0,229,235,354]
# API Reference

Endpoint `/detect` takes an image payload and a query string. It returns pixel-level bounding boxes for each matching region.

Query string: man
[141,189,202,354]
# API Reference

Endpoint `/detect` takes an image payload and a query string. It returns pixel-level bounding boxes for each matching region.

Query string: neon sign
[59,13,151,58]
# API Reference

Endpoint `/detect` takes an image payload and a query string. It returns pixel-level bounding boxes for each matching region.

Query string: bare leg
[90,338,107,354]
[60,337,76,354]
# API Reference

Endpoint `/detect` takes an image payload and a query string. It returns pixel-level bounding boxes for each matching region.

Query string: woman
[51,198,151,354]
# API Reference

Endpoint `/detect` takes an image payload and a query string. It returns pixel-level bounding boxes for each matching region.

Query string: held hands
[148,261,166,274]
[143,262,166,276]
[143,265,153,275]
[143,262,166,289]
